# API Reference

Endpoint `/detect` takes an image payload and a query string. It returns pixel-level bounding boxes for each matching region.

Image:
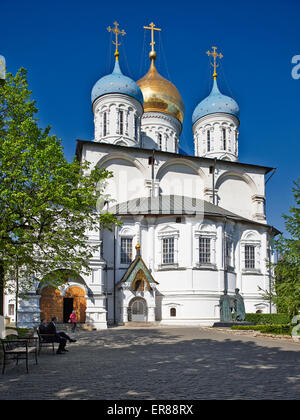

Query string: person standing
[69,310,77,332]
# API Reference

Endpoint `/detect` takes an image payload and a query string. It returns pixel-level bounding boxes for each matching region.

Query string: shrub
[245,313,290,325]
[4,327,29,339]
[231,324,291,335]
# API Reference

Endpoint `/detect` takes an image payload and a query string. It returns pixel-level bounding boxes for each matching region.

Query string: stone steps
[123,322,159,327]
[56,323,94,332]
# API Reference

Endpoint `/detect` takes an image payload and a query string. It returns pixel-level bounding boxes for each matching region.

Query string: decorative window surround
[241,233,261,274]
[194,226,217,269]
[158,226,180,269]
[120,237,133,265]
[119,227,136,267]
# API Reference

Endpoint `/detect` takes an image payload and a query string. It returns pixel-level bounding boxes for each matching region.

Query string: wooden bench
[1,329,38,374]
[37,330,56,354]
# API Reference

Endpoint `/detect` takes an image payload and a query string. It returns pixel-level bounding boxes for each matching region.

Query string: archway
[64,286,86,323]
[39,270,87,323]
[128,297,148,322]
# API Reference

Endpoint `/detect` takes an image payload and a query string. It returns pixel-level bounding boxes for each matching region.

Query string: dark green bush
[231,324,291,335]
[245,313,290,325]
[4,327,29,339]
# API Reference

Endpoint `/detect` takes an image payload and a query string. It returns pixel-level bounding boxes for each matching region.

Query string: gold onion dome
[137,52,184,124]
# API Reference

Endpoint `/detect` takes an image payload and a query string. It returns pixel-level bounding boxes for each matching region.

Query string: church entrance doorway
[129,298,147,322]
[63,298,73,323]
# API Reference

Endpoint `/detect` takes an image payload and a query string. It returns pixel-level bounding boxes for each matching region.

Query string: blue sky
[1,0,299,236]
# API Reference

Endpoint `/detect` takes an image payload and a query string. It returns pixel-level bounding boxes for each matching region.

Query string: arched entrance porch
[39,271,87,323]
[128,297,148,322]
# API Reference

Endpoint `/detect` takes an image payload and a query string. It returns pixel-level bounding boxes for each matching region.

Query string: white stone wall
[82,143,267,223]
[101,215,275,327]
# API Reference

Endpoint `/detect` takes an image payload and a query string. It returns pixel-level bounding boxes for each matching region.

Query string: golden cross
[206,46,223,80]
[144,22,161,59]
[107,21,126,61]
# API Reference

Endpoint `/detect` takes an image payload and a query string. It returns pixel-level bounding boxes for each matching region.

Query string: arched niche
[96,153,147,203]
[216,172,257,219]
[157,159,206,199]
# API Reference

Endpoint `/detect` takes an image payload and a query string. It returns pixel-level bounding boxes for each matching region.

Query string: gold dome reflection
[137,59,184,124]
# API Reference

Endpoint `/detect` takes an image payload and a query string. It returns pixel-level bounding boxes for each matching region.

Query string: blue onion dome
[192,78,239,124]
[91,59,143,105]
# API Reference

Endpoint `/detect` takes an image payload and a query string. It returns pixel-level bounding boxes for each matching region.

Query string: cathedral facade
[11,23,279,329]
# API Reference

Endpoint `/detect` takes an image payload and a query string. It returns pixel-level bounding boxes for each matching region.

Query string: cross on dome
[143,22,161,61]
[206,46,223,80]
[107,21,126,61]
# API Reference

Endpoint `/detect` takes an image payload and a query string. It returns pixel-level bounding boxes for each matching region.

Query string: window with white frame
[162,237,175,264]
[158,226,179,268]
[245,245,255,269]
[199,237,211,264]
[120,237,132,264]
[195,224,217,268]
[241,231,261,272]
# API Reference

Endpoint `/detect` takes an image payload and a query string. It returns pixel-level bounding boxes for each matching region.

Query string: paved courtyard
[0,326,299,400]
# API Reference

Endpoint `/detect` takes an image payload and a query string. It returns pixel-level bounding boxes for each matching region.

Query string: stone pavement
[0,326,299,400]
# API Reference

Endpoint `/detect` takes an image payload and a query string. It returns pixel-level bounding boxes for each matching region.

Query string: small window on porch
[170,308,176,317]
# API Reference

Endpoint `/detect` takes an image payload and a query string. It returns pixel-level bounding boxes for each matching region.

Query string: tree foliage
[0,68,119,296]
[266,179,300,317]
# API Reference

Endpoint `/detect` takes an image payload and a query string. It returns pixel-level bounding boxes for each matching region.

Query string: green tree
[264,179,300,317]
[0,68,119,312]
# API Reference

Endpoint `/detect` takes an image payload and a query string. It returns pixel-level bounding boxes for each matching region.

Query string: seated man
[39,317,76,354]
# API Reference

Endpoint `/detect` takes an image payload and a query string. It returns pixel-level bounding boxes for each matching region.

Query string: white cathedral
[6,23,279,329]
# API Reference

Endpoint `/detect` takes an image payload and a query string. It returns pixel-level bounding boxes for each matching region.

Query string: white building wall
[100,214,274,327]
[81,143,267,223]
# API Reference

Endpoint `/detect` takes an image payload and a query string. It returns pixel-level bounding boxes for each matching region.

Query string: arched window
[157,133,162,150]
[119,110,124,135]
[207,130,211,152]
[170,308,176,317]
[222,128,226,150]
[103,111,108,137]
[134,115,138,141]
